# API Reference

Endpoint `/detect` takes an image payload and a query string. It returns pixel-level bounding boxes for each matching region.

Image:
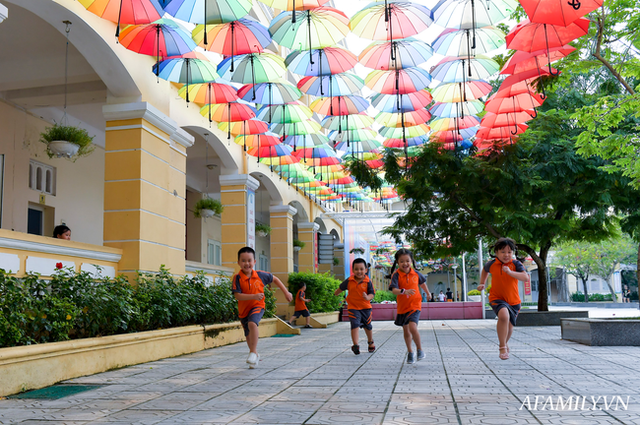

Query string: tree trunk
[518,242,550,311]
[605,273,617,302]
[637,244,640,297]
[581,277,589,303]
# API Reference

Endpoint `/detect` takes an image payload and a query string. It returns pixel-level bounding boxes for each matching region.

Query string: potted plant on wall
[194,197,224,218]
[40,123,95,160]
[255,223,271,237]
[293,239,305,251]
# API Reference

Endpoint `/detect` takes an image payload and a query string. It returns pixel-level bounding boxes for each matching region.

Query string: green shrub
[373,290,396,303]
[467,289,481,296]
[264,287,277,318]
[0,267,245,348]
[571,292,613,302]
[287,272,342,313]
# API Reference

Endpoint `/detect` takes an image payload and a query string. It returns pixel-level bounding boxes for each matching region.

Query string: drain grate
[271,333,297,337]
[9,385,103,399]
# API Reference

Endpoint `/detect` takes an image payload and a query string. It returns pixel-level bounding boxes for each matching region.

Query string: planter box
[291,311,340,328]
[485,309,590,326]
[561,318,640,346]
[343,302,483,321]
[0,318,297,397]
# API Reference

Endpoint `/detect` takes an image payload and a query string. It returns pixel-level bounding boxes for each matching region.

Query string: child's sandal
[351,344,360,355]
[499,346,509,360]
[368,341,375,353]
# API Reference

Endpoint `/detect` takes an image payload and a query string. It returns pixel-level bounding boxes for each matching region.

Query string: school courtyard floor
[2,311,640,425]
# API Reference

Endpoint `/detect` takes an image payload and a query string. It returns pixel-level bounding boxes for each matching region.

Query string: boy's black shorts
[292,309,310,318]
[348,308,372,330]
[394,310,421,327]
[240,307,265,336]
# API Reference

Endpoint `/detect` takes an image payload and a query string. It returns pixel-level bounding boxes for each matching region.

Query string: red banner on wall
[524,275,531,295]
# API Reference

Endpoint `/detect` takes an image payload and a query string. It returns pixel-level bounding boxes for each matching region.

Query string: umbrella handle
[231,23,235,72]
[292,3,297,23]
[471,0,476,49]
[308,12,314,65]
[115,0,123,39]
[204,0,208,45]
[529,109,538,119]
[543,25,560,76]
[533,58,548,99]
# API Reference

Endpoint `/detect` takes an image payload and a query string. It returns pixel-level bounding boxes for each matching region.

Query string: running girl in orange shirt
[477,237,529,361]
[389,249,431,364]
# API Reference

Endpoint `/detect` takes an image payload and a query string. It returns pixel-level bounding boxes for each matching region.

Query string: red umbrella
[481,111,537,128]
[506,19,590,75]
[218,119,269,139]
[521,0,603,27]
[499,67,555,98]
[80,0,164,37]
[477,123,528,139]
[500,45,575,75]
[484,92,544,116]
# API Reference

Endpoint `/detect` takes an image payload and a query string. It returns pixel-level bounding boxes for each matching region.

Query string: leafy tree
[591,235,637,301]
[552,242,599,302]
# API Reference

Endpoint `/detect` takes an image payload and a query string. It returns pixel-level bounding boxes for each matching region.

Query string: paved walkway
[1,319,639,425]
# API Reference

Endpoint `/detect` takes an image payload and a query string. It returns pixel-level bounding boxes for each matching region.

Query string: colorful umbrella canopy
[430,116,481,132]
[350,0,433,41]
[200,101,256,122]
[521,0,602,27]
[321,114,374,131]
[375,109,432,127]
[271,120,322,135]
[217,52,287,85]
[218,119,269,136]
[257,0,331,10]
[431,81,492,102]
[383,135,428,148]
[238,81,302,104]
[431,0,517,29]
[193,18,271,67]
[484,92,544,114]
[179,82,238,105]
[247,143,294,161]
[164,0,252,25]
[358,38,434,70]
[379,124,430,139]
[476,123,528,139]
[329,128,378,143]
[429,100,484,118]
[310,95,370,116]
[153,57,219,97]
[269,8,350,50]
[286,47,357,76]
[370,90,433,113]
[432,26,506,57]
[480,111,537,128]
[297,73,365,97]
[119,19,197,62]
[365,67,432,95]
[284,134,330,149]
[430,55,500,83]
[334,140,382,153]
[256,103,313,123]
[79,0,164,36]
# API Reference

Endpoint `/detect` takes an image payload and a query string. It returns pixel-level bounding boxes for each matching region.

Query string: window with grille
[29,160,56,195]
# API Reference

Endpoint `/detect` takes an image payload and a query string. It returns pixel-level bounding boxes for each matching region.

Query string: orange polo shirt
[484,259,525,305]
[231,270,273,318]
[295,288,307,311]
[389,269,426,314]
[339,275,375,310]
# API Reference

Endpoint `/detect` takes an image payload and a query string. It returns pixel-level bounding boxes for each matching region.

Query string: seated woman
[53,225,71,240]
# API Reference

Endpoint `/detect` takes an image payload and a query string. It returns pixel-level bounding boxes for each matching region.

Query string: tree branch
[450,193,501,239]
[592,10,636,95]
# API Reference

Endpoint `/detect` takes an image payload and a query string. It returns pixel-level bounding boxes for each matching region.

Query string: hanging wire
[62,20,72,126]
[205,133,210,196]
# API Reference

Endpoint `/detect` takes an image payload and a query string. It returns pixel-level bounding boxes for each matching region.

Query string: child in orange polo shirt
[389,249,431,364]
[477,237,529,361]
[232,246,293,369]
[334,258,376,355]
[288,282,312,328]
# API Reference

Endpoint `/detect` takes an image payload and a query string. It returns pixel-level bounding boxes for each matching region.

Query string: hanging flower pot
[194,197,224,218]
[293,239,305,251]
[40,124,95,160]
[255,223,271,237]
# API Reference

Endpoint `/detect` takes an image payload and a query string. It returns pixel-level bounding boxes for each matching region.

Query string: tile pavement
[1,319,639,424]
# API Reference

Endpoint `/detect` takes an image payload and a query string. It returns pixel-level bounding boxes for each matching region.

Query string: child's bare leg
[351,327,360,346]
[305,316,311,326]
[247,322,259,353]
[364,328,373,343]
[496,309,510,354]
[402,325,413,352]
[408,322,422,351]
[505,322,514,351]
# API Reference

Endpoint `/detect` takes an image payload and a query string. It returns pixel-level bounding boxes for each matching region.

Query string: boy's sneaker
[303,325,312,328]
[248,353,260,369]
[406,352,416,364]
[351,344,360,355]
[417,349,426,361]
[247,352,258,366]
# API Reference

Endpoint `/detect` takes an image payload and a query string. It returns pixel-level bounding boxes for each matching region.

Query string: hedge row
[287,272,343,313]
[0,267,276,348]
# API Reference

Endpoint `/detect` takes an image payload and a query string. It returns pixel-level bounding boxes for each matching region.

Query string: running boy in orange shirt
[288,282,312,328]
[232,247,293,368]
[334,258,376,355]
[477,237,529,360]
[389,249,431,364]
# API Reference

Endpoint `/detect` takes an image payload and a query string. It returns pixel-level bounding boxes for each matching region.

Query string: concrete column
[102,102,193,281]
[270,204,297,315]
[219,174,260,270]
[297,222,319,274]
